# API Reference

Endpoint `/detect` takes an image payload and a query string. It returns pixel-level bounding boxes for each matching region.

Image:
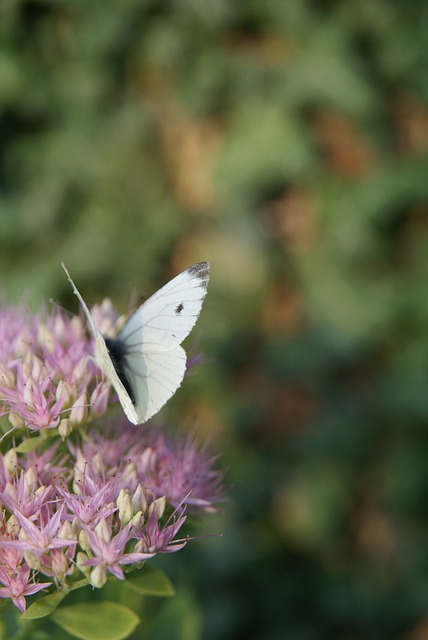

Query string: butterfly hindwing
[123,347,187,423]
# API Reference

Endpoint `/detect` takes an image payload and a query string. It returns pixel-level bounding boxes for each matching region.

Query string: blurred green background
[2,1,428,638]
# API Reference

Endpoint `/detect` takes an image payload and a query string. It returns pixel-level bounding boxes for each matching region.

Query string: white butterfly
[62,262,210,424]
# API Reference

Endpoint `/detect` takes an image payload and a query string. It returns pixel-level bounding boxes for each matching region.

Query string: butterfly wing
[118,262,210,351]
[62,263,139,424]
[122,347,187,423]
[119,262,210,423]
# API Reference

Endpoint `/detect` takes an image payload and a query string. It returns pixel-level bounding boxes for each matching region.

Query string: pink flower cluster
[0,301,117,433]
[0,301,222,613]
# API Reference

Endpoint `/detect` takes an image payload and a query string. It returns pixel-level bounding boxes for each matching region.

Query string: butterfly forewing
[118,262,209,353]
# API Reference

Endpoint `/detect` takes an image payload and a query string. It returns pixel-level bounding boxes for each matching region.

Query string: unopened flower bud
[95,519,110,544]
[58,419,73,440]
[133,539,145,554]
[76,552,91,577]
[149,496,166,520]
[3,449,18,474]
[117,488,126,504]
[30,356,44,380]
[6,514,19,536]
[23,379,35,406]
[132,485,147,514]
[58,521,74,540]
[121,462,137,485]
[38,325,54,353]
[69,394,88,425]
[56,380,73,405]
[90,565,107,589]
[8,411,24,428]
[35,485,47,498]
[24,550,41,571]
[118,492,133,524]
[72,478,83,495]
[0,364,14,386]
[52,551,68,580]
[131,511,142,527]
[24,468,37,493]
[78,529,90,553]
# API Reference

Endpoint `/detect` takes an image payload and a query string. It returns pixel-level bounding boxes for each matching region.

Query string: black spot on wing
[175,303,184,314]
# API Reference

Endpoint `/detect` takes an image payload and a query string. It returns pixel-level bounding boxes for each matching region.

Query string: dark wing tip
[187,262,210,287]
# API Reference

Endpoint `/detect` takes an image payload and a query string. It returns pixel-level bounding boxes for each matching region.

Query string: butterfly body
[63,262,209,424]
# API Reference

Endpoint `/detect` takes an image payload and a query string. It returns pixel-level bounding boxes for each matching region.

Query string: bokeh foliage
[1,0,428,638]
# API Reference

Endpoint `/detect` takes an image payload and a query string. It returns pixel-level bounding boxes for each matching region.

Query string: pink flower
[58,479,118,526]
[83,519,154,582]
[0,546,24,573]
[0,469,52,520]
[0,563,51,613]
[0,364,67,431]
[4,506,76,554]
[143,433,224,511]
[134,506,188,554]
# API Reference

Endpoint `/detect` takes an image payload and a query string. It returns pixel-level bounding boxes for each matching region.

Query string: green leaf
[0,617,7,640]
[16,437,46,453]
[22,589,68,620]
[69,577,90,592]
[51,602,140,640]
[15,428,60,453]
[123,565,175,597]
[143,590,202,640]
[22,579,90,621]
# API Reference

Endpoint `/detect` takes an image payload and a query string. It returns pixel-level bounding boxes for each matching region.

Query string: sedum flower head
[0,305,103,432]
[0,298,223,613]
